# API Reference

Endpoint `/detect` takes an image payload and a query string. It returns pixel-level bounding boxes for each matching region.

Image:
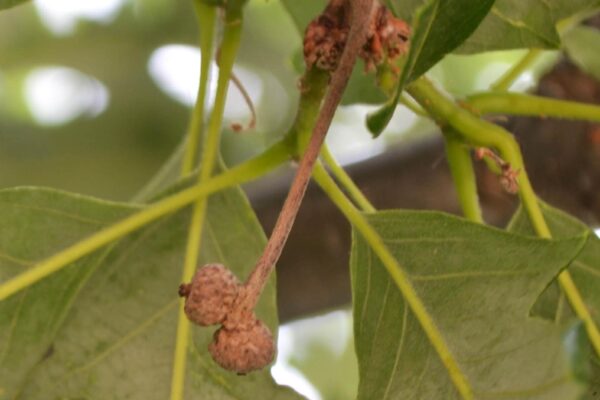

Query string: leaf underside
[0,186,300,399]
[351,210,589,399]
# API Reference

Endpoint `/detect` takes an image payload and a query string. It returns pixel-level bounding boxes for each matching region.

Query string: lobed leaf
[351,210,589,399]
[0,186,300,399]
[508,202,600,398]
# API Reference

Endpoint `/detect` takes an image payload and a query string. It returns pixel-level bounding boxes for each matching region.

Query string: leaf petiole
[320,144,375,213]
[171,10,244,398]
[181,2,217,176]
[489,49,542,92]
[443,132,483,223]
[466,91,600,122]
[311,162,473,399]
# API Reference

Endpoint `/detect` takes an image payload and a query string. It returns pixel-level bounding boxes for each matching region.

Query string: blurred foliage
[0,0,301,200]
[0,0,572,201]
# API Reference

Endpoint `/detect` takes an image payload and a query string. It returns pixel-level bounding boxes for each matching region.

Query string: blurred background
[2,1,600,398]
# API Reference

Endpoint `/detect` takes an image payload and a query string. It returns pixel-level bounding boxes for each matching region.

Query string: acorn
[209,318,275,374]
[179,264,241,326]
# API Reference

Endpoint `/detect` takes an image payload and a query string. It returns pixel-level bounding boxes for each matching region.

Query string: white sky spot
[510,71,535,92]
[475,61,535,92]
[326,103,420,166]
[148,45,207,106]
[474,61,513,90]
[24,66,109,126]
[595,228,600,238]
[272,326,322,400]
[34,0,124,35]
[272,310,357,399]
[147,44,263,121]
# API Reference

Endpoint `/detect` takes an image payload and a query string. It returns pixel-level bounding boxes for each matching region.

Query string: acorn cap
[209,318,275,374]
[183,264,240,326]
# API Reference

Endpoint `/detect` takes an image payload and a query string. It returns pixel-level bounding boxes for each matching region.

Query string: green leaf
[0,0,28,11]
[366,0,494,136]
[563,26,600,83]
[386,1,600,54]
[351,210,589,399]
[133,139,187,202]
[0,186,300,399]
[457,1,600,54]
[506,201,599,323]
[508,202,600,399]
[279,0,325,36]
[507,203,600,322]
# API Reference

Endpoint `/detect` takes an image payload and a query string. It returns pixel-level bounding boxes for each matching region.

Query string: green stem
[181,2,217,176]
[320,144,375,212]
[443,132,483,223]
[408,76,600,359]
[171,11,243,400]
[466,92,600,122]
[0,141,290,302]
[490,49,542,92]
[312,163,473,399]
[408,77,547,235]
[286,68,330,158]
[400,93,428,117]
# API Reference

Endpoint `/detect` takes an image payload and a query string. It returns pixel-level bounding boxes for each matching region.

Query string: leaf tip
[366,103,396,138]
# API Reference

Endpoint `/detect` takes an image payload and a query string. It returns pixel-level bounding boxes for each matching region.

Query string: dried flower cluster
[475,147,521,194]
[303,0,410,73]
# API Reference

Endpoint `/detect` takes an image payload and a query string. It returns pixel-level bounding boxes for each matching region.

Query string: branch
[238,0,376,313]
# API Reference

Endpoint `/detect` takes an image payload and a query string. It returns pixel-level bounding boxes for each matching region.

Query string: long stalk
[181,2,217,175]
[170,10,243,400]
[466,92,600,122]
[320,144,375,212]
[236,0,376,314]
[490,49,542,92]
[443,132,483,223]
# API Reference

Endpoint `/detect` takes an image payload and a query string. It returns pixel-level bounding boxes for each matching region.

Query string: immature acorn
[179,264,241,326]
[209,318,275,374]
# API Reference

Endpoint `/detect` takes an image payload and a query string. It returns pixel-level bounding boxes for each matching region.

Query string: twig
[231,0,376,320]
[229,71,257,132]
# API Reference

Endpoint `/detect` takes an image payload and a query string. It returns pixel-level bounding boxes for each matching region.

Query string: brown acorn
[209,318,275,374]
[180,264,240,326]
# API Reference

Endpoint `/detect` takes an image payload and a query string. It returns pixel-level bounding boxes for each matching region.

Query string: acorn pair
[179,264,275,374]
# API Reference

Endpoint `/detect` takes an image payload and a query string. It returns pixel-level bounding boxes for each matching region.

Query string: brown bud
[209,318,275,374]
[181,264,240,326]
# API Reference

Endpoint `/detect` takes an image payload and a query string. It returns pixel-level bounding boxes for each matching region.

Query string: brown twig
[229,71,257,132]
[228,0,376,323]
